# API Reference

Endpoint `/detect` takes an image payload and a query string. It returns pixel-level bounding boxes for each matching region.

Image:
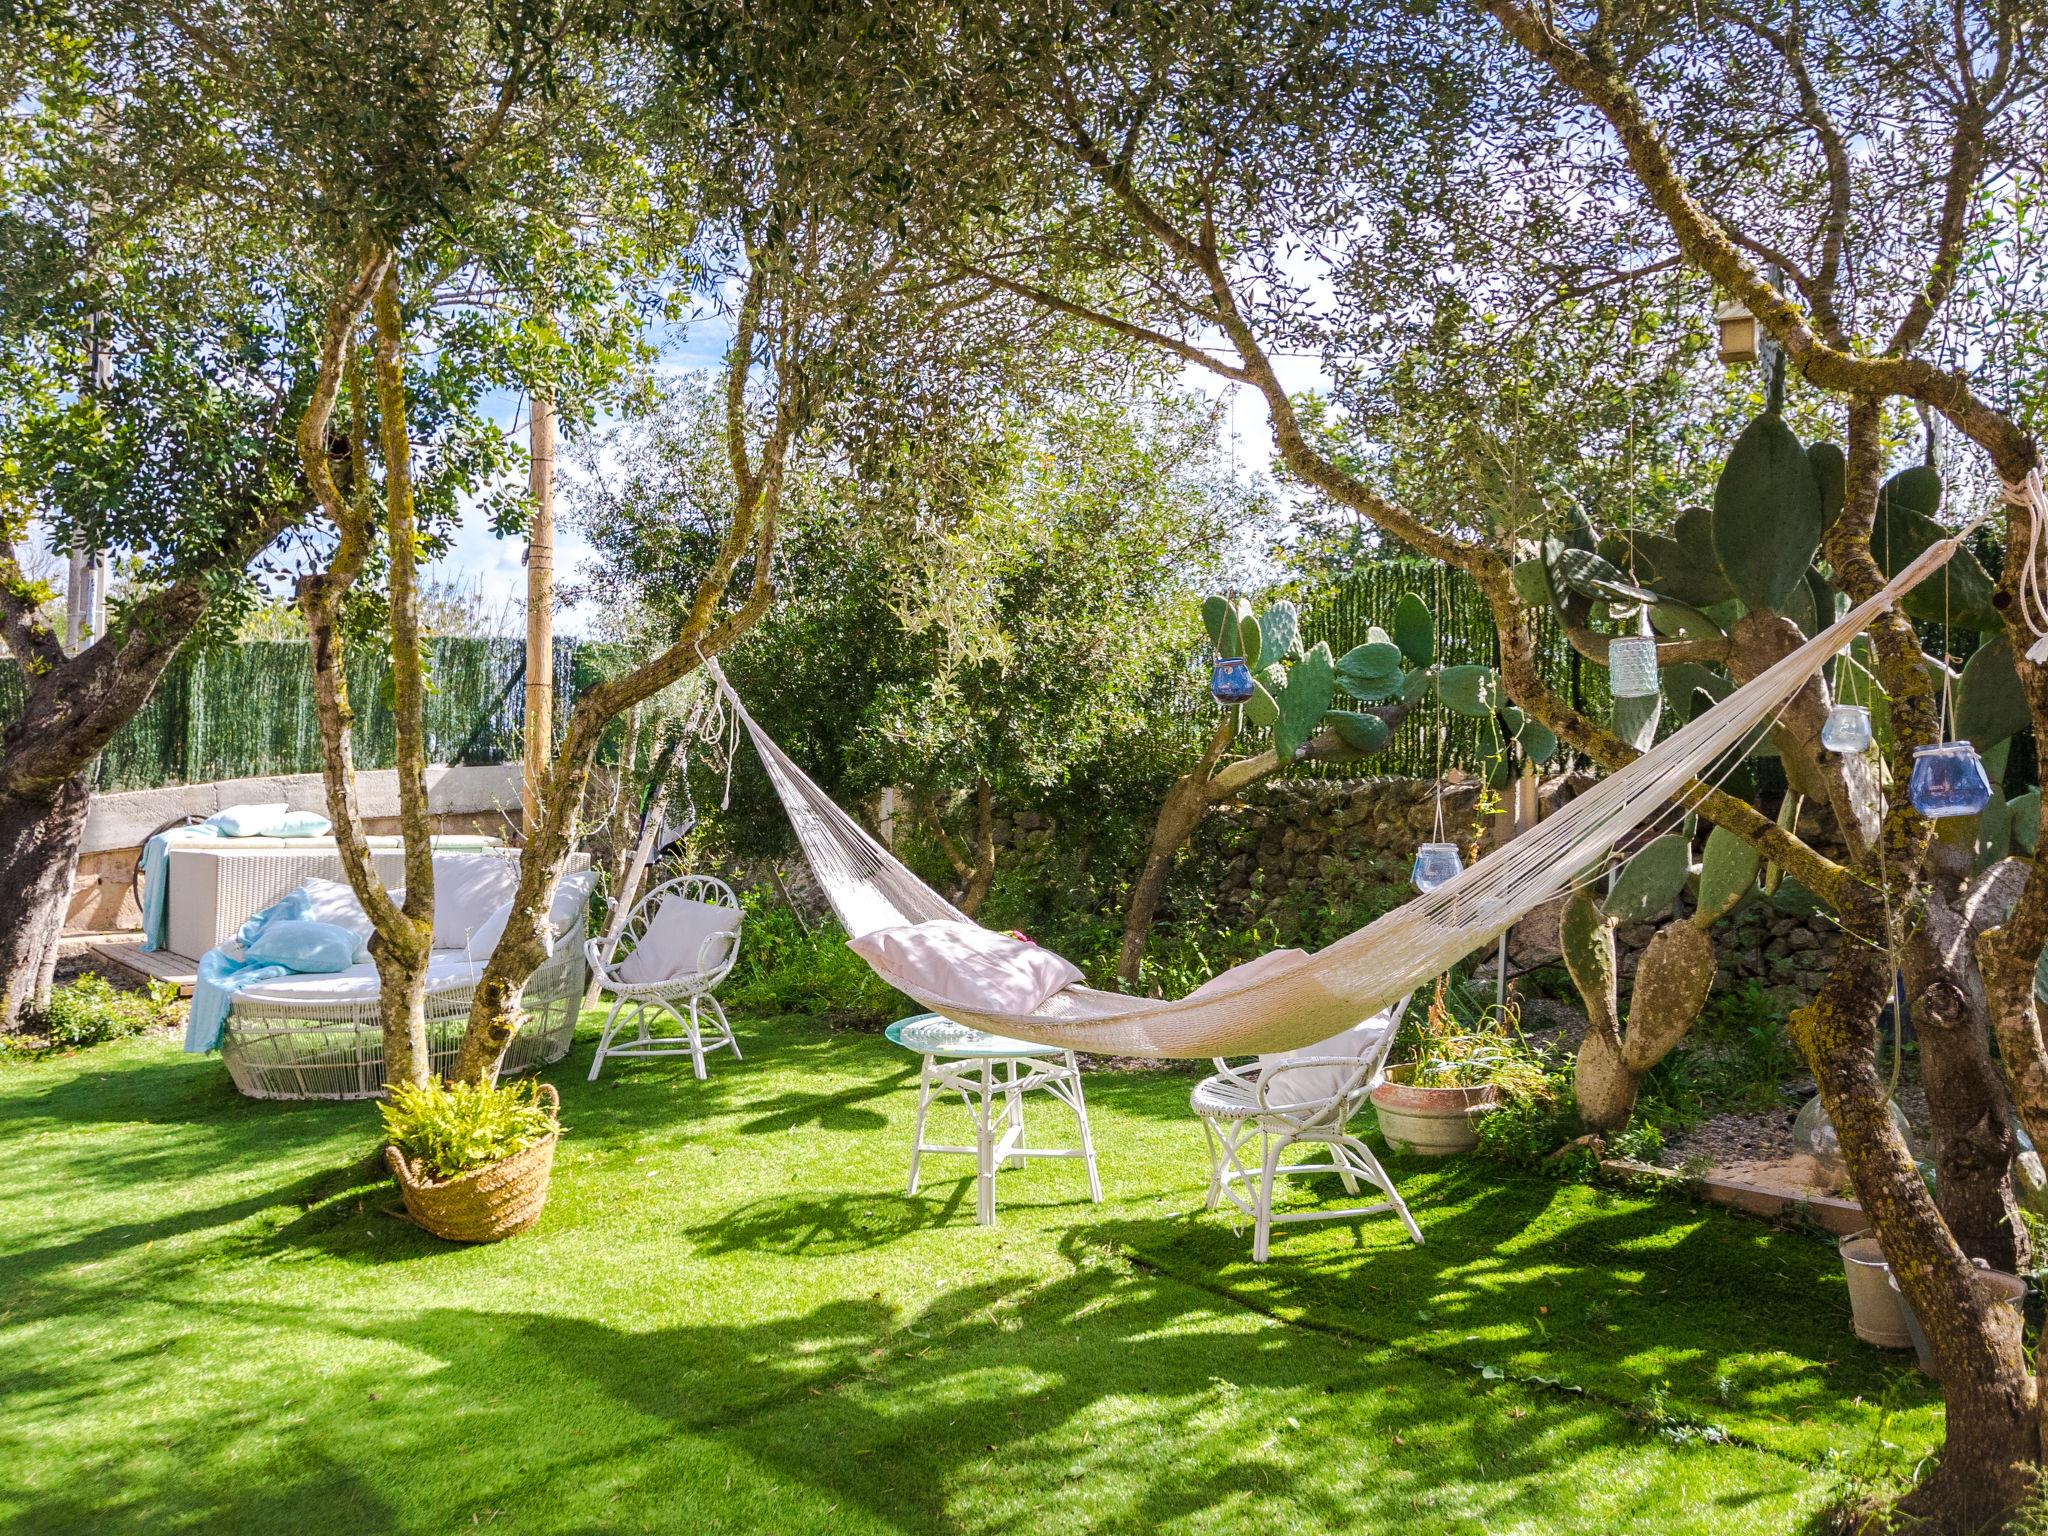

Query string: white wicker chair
[1190,993,1422,1262]
[585,875,743,1081]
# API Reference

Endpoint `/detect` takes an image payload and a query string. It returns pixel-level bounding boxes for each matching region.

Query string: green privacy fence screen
[0,560,1589,794]
[0,637,598,794]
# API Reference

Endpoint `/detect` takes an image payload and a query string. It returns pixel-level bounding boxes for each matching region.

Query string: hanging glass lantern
[1608,634,1660,699]
[1412,841,1464,893]
[1908,741,1993,819]
[1820,704,1873,754]
[1209,656,1255,705]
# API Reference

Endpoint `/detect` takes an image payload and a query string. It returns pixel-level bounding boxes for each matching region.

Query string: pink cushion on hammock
[1185,948,1311,998]
[848,920,1083,1015]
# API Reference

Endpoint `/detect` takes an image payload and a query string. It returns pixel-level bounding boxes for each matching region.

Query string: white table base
[906,1051,1102,1226]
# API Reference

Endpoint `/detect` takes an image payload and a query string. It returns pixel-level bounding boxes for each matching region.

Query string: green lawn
[0,1009,1938,1534]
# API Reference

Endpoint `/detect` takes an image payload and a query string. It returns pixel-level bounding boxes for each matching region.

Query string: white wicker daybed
[218,854,591,1102]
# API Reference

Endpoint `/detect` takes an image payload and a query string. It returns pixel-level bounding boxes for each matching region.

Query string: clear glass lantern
[1792,1092,1919,1191]
[1908,741,1993,819]
[1608,634,1660,699]
[1820,703,1873,754]
[1412,841,1464,893]
[1209,656,1254,705]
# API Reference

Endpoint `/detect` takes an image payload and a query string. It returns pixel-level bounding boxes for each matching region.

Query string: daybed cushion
[209,802,291,837]
[430,853,522,950]
[245,919,358,975]
[846,920,1082,1015]
[617,895,740,984]
[233,950,483,1007]
[298,877,377,963]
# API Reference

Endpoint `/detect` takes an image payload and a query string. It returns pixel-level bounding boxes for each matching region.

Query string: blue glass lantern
[1210,656,1255,705]
[1908,741,1993,819]
[1412,841,1464,893]
[1820,704,1873,754]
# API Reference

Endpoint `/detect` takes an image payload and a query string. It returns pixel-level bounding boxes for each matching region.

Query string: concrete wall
[67,765,523,934]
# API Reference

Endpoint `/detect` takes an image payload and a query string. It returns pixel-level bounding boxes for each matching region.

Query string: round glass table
[884,1012,1103,1226]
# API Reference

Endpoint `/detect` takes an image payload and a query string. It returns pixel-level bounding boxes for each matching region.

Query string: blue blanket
[139,825,225,951]
[183,891,311,1053]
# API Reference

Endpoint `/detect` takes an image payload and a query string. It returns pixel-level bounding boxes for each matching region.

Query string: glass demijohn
[1820,704,1873,754]
[1607,634,1660,699]
[1908,741,1993,819]
[1411,841,1464,894]
[1209,656,1255,705]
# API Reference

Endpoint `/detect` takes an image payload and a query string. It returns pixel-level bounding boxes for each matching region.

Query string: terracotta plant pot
[1370,1067,1500,1155]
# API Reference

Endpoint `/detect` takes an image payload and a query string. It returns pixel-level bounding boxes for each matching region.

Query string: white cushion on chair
[617,895,740,984]
[846,920,1082,1015]
[1253,1002,1405,1110]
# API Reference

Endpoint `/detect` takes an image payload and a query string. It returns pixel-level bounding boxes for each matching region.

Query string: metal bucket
[1838,1234,1913,1348]
[1888,1266,2029,1377]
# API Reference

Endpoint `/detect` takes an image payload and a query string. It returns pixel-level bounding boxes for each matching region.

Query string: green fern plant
[379,1079,557,1181]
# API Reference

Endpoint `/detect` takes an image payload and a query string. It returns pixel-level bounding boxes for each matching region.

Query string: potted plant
[381,1077,563,1242]
[1371,978,1538,1155]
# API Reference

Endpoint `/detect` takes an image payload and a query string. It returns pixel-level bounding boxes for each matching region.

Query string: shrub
[379,1079,557,1182]
[34,974,183,1047]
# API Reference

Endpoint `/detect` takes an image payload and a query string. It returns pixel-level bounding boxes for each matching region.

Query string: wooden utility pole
[522,391,556,837]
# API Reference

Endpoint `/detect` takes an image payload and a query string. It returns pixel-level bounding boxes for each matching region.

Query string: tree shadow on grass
[2,1259,1824,1535]
[1074,1152,1941,1466]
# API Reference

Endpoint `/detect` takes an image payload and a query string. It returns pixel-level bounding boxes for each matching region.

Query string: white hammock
[708,529,1970,1059]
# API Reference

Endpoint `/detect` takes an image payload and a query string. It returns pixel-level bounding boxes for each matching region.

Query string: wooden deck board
[85,939,199,995]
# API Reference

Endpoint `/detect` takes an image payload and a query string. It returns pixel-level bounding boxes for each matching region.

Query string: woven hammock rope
[709,524,1986,1060]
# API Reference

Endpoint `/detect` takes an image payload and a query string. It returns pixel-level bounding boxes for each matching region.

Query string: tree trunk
[1906,860,2029,1271]
[0,769,93,1025]
[960,779,996,917]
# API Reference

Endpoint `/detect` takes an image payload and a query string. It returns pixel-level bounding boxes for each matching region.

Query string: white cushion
[298,877,377,963]
[235,950,482,1005]
[549,871,596,934]
[618,895,740,984]
[430,854,522,949]
[1254,1001,1405,1109]
[846,920,1082,1015]
[1186,948,1311,999]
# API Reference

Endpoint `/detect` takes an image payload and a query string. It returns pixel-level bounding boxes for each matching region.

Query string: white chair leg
[974,1061,997,1226]
[1343,1134,1425,1246]
[907,1057,935,1196]
[704,994,738,1060]
[686,996,708,1080]
[588,995,629,1082]
[1253,1132,1283,1264]
[1067,1054,1102,1203]
[1201,1116,1226,1211]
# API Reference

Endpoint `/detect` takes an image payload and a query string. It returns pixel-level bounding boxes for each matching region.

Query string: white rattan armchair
[585,874,743,1081]
[1190,994,1422,1262]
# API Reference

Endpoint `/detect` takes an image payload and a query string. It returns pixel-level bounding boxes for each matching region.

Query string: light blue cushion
[207,802,290,837]
[271,810,333,838]
[245,919,359,974]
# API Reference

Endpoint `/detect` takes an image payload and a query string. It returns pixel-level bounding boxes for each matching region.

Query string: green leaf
[1201,595,1235,655]
[1606,834,1691,923]
[1613,691,1662,750]
[1436,664,1498,717]
[1334,641,1405,702]
[1956,634,2029,749]
[1274,641,1335,760]
[2010,789,2040,855]
[1694,826,1760,925]
[1649,601,1722,640]
[1393,593,1435,667]
[1873,470,2001,631]
[1259,601,1302,665]
[1324,708,1391,756]
[1501,706,1558,765]
[1712,413,1822,614]
[1245,679,1279,729]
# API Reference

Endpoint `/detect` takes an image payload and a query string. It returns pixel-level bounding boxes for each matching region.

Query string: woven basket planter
[385,1083,561,1243]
